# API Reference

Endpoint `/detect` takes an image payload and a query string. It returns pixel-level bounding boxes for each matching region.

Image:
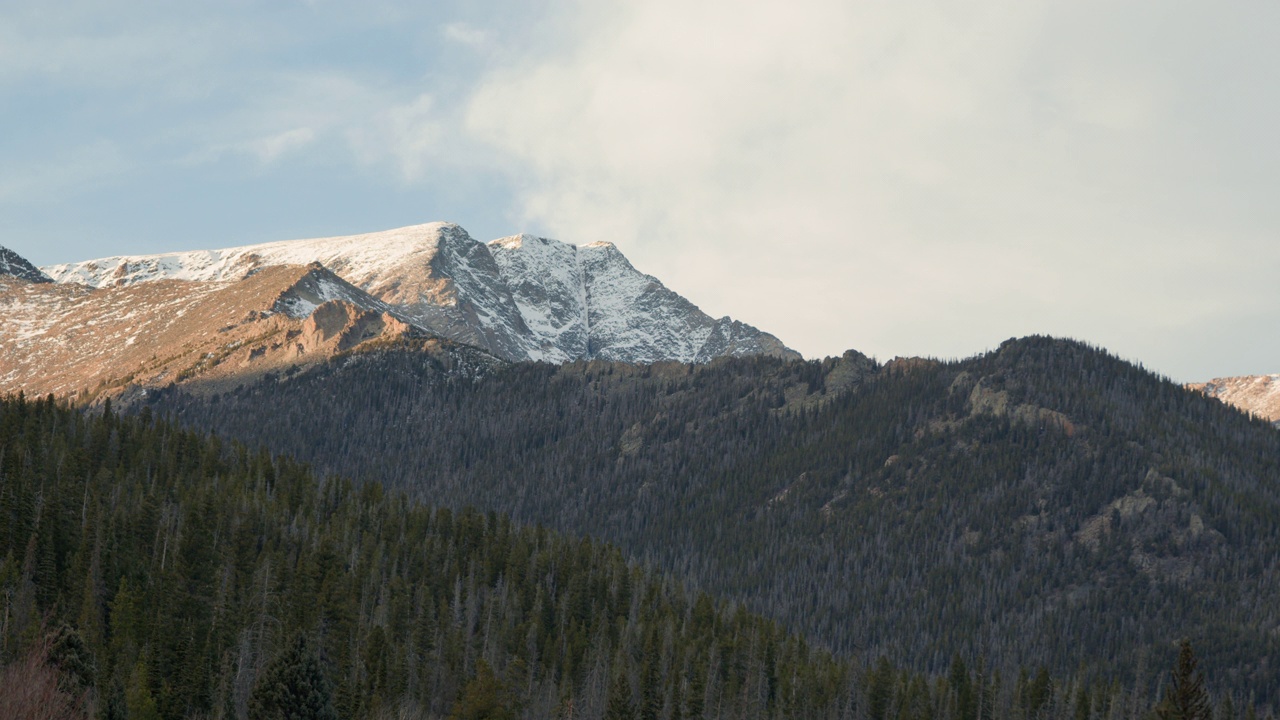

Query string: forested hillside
[0,394,848,718]
[1,393,1231,720]
[148,336,1280,704]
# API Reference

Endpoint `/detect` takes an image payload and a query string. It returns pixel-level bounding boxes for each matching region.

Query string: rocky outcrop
[0,246,52,283]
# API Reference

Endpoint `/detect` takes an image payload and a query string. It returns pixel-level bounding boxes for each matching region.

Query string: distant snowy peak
[488,234,590,362]
[41,223,800,364]
[0,246,52,283]
[1188,375,1280,425]
[488,232,801,364]
[41,223,458,288]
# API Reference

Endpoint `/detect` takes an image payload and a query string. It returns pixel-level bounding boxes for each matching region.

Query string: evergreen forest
[145,336,1280,704]
[0,392,1266,720]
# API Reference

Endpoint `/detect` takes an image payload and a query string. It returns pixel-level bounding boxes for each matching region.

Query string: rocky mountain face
[1,256,496,401]
[41,222,799,364]
[0,245,52,283]
[1188,375,1280,425]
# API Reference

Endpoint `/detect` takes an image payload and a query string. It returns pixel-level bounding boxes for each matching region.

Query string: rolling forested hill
[145,336,1280,704]
[0,394,852,719]
[1,390,1225,720]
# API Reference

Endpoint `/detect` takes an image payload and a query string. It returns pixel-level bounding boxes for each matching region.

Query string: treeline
[146,337,1280,704]
[0,393,1262,720]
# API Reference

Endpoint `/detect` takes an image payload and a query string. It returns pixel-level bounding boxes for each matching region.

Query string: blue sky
[1,1,542,249]
[3,1,1279,380]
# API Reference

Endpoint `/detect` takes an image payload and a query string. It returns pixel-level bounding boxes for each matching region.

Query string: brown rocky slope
[1,262,495,403]
[1187,374,1280,425]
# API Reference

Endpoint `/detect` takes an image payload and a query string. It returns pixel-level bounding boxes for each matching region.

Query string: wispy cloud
[442,22,490,48]
[250,127,318,164]
[347,94,450,181]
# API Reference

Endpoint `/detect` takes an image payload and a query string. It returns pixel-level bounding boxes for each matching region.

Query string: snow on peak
[42,222,461,289]
[37,222,800,364]
[1189,374,1280,424]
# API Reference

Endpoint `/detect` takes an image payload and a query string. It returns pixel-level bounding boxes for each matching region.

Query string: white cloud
[250,127,318,164]
[442,22,490,48]
[348,93,448,181]
[463,0,1280,378]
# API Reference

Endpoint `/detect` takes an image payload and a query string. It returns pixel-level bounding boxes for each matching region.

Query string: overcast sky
[3,1,1277,381]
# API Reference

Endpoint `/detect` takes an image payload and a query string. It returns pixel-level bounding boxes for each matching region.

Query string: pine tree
[1157,640,1212,720]
[604,667,636,720]
[46,623,95,693]
[450,659,515,720]
[125,661,161,720]
[248,635,338,720]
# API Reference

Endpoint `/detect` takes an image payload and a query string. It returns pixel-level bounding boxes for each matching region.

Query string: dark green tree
[950,655,976,720]
[605,666,636,720]
[1157,640,1212,720]
[47,623,95,693]
[867,656,895,720]
[449,660,515,720]
[248,636,337,720]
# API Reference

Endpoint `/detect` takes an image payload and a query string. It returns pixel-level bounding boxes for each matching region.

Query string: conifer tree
[126,661,161,720]
[248,635,337,720]
[605,667,636,720]
[450,659,515,720]
[1157,640,1212,720]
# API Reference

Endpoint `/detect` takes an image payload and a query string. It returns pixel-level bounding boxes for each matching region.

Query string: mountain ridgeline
[0,245,52,283]
[36,223,798,365]
[2,226,796,403]
[146,336,1280,704]
[0,393,1219,720]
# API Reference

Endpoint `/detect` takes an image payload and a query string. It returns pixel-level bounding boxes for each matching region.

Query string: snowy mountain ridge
[40,223,800,364]
[1187,375,1280,426]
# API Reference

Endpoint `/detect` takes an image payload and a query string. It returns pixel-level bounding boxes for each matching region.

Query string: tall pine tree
[248,636,337,720]
[1157,640,1212,720]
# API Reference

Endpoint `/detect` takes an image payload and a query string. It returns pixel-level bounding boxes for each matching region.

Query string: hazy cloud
[249,127,318,164]
[347,94,452,181]
[464,0,1280,378]
[442,22,490,48]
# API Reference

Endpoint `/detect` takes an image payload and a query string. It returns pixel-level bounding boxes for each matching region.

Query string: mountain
[0,245,52,283]
[0,392,1209,720]
[40,222,799,364]
[1,257,495,400]
[147,336,1280,703]
[1188,374,1280,425]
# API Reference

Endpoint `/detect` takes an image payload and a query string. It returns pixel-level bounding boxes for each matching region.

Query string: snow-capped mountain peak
[42,222,456,289]
[39,223,799,364]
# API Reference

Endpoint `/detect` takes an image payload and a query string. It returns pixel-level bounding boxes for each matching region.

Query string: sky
[2,1,1278,381]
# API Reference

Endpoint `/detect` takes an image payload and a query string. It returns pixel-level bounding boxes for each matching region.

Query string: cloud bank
[462,0,1280,378]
